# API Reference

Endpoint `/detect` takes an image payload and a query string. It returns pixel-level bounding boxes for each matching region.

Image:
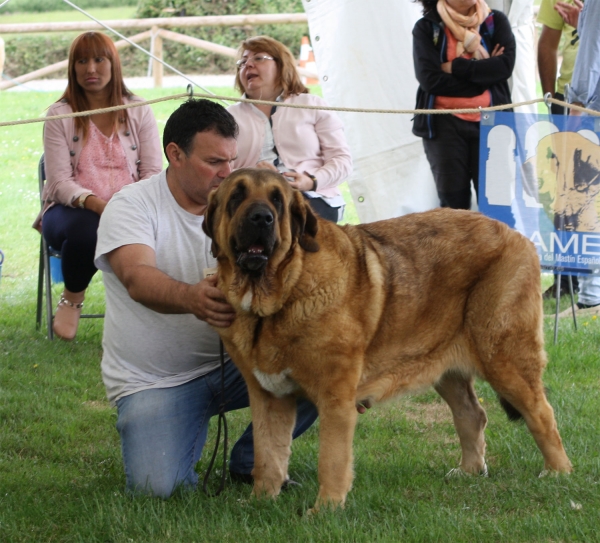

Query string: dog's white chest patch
[253,368,298,397]
[241,288,253,312]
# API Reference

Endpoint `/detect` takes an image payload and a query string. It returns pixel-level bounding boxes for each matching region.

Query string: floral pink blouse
[75,122,135,201]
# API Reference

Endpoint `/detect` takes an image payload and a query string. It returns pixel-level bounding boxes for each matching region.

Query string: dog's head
[203,168,319,277]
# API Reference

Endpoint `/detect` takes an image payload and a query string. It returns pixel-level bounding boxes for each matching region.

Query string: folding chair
[35,154,104,339]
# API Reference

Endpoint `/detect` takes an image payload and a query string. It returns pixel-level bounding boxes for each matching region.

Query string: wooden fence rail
[0,13,316,91]
[0,13,308,34]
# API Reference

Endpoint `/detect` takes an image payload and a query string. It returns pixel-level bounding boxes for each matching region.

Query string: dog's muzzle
[234,203,277,276]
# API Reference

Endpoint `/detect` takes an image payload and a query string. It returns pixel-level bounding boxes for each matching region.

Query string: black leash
[202,340,229,497]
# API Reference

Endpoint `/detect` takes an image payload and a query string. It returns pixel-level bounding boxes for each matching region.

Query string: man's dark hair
[163,98,239,161]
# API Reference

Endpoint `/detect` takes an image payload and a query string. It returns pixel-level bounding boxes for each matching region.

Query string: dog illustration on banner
[526,131,600,233]
[483,116,600,236]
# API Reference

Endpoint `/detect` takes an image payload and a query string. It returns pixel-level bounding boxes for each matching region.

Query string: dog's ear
[290,190,319,253]
[202,191,221,257]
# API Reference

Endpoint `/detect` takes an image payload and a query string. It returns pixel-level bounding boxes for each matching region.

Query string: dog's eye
[270,189,283,214]
[227,184,247,216]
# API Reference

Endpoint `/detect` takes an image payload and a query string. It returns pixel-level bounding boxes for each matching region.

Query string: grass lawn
[1,88,600,542]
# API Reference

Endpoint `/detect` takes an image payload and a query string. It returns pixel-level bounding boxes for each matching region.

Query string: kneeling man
[95,99,318,497]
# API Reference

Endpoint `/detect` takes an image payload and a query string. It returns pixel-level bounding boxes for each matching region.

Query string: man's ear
[290,190,319,253]
[165,142,184,166]
[202,191,221,257]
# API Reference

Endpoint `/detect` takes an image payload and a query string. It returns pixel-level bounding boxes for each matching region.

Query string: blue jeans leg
[229,397,319,476]
[116,360,250,498]
[116,360,318,496]
[578,273,600,306]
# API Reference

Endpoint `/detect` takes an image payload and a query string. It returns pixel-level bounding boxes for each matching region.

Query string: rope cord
[2,1,598,126]
[202,341,229,497]
[1,93,598,129]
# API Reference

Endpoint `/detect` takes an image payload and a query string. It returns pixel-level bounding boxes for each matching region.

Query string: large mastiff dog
[203,169,572,511]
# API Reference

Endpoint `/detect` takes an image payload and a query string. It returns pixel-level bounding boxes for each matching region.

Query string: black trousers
[42,204,100,293]
[422,114,480,210]
[304,195,341,223]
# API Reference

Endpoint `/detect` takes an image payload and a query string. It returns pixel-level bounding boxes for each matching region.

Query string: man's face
[169,130,237,213]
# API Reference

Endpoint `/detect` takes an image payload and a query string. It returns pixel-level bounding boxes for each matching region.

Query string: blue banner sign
[479,112,600,274]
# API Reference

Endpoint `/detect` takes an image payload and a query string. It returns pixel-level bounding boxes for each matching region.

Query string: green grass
[1,89,600,542]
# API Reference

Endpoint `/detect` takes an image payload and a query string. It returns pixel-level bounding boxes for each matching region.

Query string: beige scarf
[437,0,491,60]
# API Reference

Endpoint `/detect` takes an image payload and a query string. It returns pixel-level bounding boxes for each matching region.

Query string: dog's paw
[445,467,467,478]
[538,469,565,478]
[445,463,488,478]
[305,507,318,517]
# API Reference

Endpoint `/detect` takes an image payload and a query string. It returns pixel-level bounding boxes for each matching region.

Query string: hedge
[0,0,137,13]
[1,0,309,80]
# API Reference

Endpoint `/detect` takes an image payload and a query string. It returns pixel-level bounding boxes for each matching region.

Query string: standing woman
[34,32,163,340]
[227,35,352,223]
[412,0,515,209]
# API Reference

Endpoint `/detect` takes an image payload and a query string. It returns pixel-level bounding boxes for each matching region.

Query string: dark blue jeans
[115,359,318,497]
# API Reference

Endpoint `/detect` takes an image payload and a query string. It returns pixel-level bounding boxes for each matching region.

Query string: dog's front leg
[247,382,297,498]
[312,394,358,511]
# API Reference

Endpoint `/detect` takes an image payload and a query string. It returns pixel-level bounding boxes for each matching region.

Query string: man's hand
[107,244,235,327]
[555,0,583,28]
[191,274,236,328]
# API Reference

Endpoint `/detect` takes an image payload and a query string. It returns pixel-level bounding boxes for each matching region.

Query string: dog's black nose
[249,208,274,227]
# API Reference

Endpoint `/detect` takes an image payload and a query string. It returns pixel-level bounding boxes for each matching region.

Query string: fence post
[151,26,163,88]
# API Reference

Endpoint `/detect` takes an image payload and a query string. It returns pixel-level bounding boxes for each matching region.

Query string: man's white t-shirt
[95,170,221,405]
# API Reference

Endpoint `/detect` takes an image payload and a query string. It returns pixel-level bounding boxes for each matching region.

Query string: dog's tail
[497,395,523,422]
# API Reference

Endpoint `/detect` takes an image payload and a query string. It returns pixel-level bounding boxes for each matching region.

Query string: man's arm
[107,243,235,328]
[537,24,562,96]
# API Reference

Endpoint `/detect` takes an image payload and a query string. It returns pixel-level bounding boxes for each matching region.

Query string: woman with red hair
[35,32,162,340]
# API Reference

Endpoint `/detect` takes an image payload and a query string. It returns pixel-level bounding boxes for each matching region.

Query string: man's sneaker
[577,302,600,309]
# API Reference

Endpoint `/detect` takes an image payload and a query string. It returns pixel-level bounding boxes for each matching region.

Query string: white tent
[302,0,536,223]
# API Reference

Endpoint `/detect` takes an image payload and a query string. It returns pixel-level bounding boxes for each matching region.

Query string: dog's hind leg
[484,361,572,474]
[247,383,297,497]
[434,372,489,475]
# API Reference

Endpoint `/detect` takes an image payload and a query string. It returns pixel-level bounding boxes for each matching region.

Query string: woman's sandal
[53,296,84,341]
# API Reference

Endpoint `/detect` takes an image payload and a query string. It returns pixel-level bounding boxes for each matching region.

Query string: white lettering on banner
[555,254,577,263]
[552,233,578,253]
[530,231,548,252]
[529,232,600,255]
[578,255,600,265]
[582,235,600,255]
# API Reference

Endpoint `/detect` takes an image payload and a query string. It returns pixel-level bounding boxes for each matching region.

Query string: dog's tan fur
[203,169,572,511]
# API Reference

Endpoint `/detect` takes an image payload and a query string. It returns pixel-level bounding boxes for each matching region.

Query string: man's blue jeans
[115,360,318,497]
